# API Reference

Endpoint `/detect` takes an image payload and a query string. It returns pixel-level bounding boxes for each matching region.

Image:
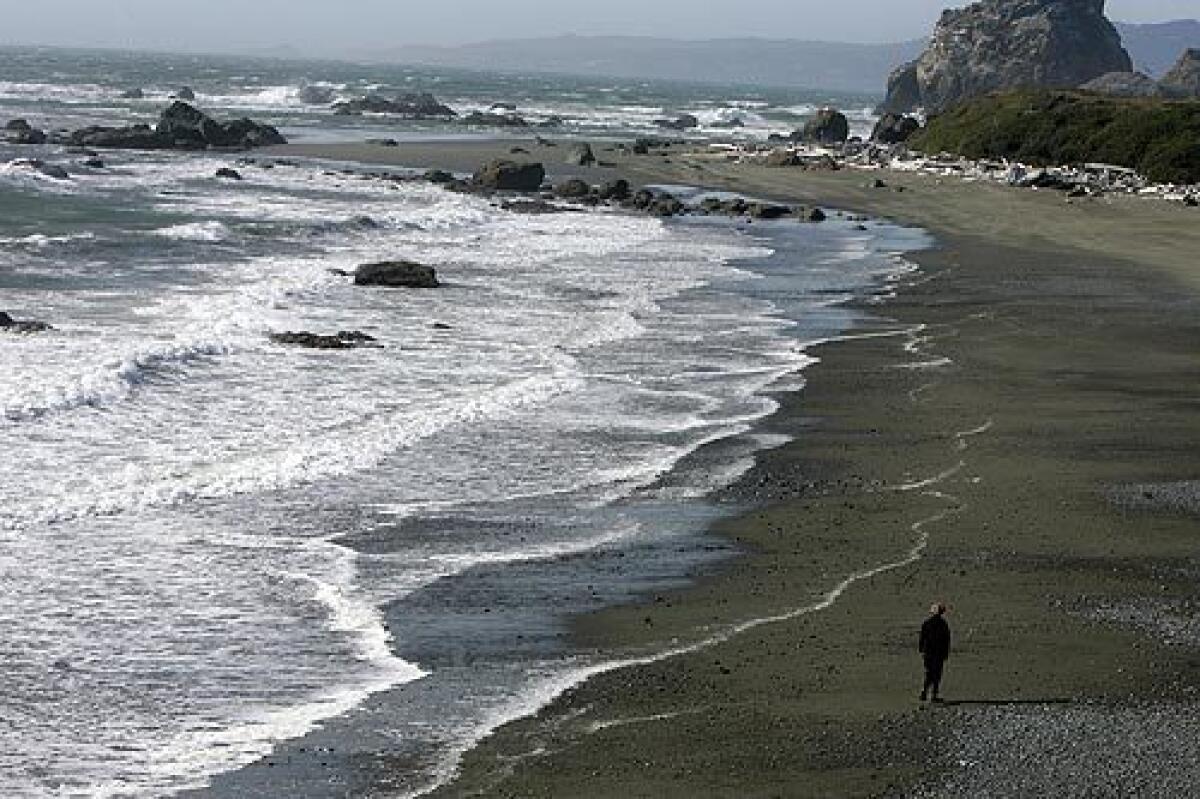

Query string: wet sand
[274,138,1200,796]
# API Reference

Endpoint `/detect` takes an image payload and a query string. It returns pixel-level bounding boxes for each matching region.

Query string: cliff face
[883,0,1132,113]
[1160,49,1200,97]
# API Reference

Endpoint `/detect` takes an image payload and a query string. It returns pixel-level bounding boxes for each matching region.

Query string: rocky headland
[882,0,1132,113]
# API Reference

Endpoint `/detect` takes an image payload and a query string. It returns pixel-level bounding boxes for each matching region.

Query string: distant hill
[1116,20,1200,77]
[379,36,925,94]
[377,20,1199,95]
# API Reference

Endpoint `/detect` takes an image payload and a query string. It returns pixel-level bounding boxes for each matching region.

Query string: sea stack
[881,0,1132,113]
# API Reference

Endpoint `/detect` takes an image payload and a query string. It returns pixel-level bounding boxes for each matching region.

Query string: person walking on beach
[919,603,951,702]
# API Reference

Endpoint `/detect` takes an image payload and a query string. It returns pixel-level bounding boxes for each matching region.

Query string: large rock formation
[1160,49,1200,98]
[882,0,1132,113]
[802,109,850,145]
[332,93,456,118]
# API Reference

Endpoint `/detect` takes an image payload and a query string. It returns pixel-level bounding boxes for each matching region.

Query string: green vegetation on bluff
[911,90,1200,184]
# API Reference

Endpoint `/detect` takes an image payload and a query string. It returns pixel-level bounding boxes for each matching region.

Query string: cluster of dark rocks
[68,102,286,151]
[655,113,700,131]
[0,311,52,334]
[333,92,456,118]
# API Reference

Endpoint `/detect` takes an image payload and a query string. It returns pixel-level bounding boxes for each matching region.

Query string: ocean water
[0,46,881,143]
[0,48,924,797]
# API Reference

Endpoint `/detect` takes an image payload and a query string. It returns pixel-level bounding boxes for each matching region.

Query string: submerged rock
[354,260,440,288]
[119,87,145,100]
[0,311,52,333]
[270,330,379,350]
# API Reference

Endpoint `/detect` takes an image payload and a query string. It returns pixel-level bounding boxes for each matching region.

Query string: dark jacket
[920,615,951,662]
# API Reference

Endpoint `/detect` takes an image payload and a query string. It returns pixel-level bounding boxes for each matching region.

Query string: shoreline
[246,138,1200,796]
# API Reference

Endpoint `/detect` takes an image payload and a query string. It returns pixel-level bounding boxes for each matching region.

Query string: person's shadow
[937,698,1073,707]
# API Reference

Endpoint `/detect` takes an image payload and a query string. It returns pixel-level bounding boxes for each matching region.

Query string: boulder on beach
[554,178,592,198]
[270,330,379,350]
[871,113,922,144]
[802,108,850,145]
[565,142,596,167]
[764,149,801,167]
[597,178,630,200]
[0,311,52,333]
[472,159,546,192]
[354,260,440,288]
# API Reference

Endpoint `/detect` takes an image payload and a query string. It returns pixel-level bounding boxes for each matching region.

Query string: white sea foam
[153,220,231,242]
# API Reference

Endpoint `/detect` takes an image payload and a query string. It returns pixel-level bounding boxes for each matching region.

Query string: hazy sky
[1,0,1196,53]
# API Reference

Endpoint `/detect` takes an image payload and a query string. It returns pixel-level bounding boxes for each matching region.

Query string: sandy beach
[261,137,1200,797]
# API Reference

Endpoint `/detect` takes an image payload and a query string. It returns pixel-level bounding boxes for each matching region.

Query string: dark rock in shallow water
[69,102,285,151]
[472,160,545,192]
[172,87,196,101]
[554,178,592,198]
[500,199,571,215]
[119,87,145,100]
[882,0,1132,113]
[11,158,69,180]
[298,85,336,105]
[0,311,52,333]
[423,169,455,184]
[3,119,47,145]
[655,114,699,131]
[460,111,528,128]
[565,142,596,166]
[803,108,849,145]
[747,203,791,220]
[354,260,439,288]
[871,113,922,144]
[215,167,242,180]
[270,330,378,350]
[332,92,456,118]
